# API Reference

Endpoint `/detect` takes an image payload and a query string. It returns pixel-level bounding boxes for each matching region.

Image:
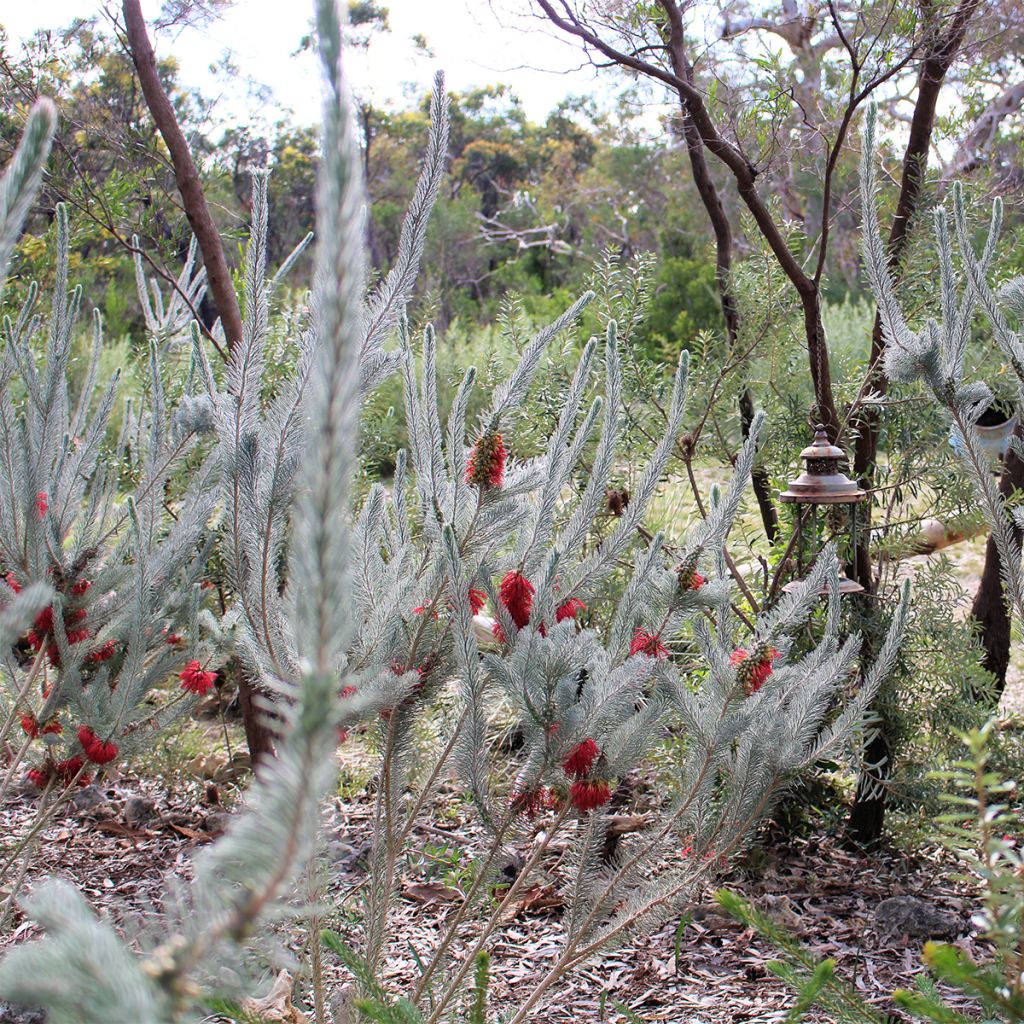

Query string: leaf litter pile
[0,740,997,1024]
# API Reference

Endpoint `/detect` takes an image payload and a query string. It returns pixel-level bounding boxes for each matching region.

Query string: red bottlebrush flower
[491,621,507,644]
[465,430,507,489]
[412,601,433,616]
[499,570,534,629]
[180,660,217,696]
[512,786,555,819]
[689,571,707,591]
[71,579,91,596]
[340,684,358,698]
[556,597,586,623]
[4,573,21,594]
[32,605,54,635]
[78,725,118,765]
[468,588,488,615]
[336,727,350,744]
[165,633,183,645]
[54,756,87,784]
[630,628,668,659]
[730,646,780,695]
[27,767,49,788]
[87,640,117,664]
[562,737,600,778]
[35,492,48,517]
[20,714,39,738]
[569,778,612,812]
[66,627,91,646]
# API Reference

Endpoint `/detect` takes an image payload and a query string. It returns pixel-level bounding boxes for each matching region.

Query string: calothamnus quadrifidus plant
[862,103,1024,640]
[0,10,911,1022]
[0,104,230,919]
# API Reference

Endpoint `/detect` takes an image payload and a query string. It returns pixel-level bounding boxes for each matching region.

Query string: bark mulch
[0,761,994,1024]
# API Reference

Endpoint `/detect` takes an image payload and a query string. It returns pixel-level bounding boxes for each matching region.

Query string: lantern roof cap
[779,424,866,505]
[800,424,845,461]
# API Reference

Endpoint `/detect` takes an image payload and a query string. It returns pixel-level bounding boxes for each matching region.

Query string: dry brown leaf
[240,970,307,1023]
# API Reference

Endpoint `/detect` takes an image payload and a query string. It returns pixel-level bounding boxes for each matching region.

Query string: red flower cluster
[180,660,217,696]
[28,603,91,668]
[630,628,669,659]
[469,588,488,615]
[27,756,91,789]
[166,632,183,645]
[340,684,358,698]
[20,714,62,739]
[492,572,585,641]
[500,571,534,628]
[555,596,586,623]
[562,738,599,778]
[569,779,611,812]
[86,640,116,664]
[465,430,507,489]
[730,646,780,695]
[77,725,118,765]
[512,786,558,818]
[35,492,48,517]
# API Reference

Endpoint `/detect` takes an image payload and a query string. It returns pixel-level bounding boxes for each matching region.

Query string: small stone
[72,784,109,813]
[202,810,230,834]
[124,795,156,827]
[0,1001,46,1024]
[874,895,961,940]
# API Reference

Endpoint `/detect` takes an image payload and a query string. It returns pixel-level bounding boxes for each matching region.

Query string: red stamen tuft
[630,628,668,659]
[569,778,612,812]
[562,738,600,778]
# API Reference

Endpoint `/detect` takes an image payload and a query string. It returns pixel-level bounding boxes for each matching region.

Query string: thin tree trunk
[847,0,980,846]
[122,0,274,765]
[672,57,779,544]
[970,442,1024,698]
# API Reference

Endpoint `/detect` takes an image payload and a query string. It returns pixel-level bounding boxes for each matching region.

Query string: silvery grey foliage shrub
[0,14,911,1024]
[861,105,1024,626]
[0,99,224,837]
[0,1,366,1019]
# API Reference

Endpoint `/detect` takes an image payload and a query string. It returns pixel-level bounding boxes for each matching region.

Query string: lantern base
[782,576,864,596]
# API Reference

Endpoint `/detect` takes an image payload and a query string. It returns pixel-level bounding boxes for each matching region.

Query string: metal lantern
[779,425,866,595]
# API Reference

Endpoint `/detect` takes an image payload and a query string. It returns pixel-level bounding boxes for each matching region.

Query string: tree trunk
[846,0,981,845]
[122,0,244,352]
[672,66,779,544]
[122,0,273,765]
[970,443,1024,698]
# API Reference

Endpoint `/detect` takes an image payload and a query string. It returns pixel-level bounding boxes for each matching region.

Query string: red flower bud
[730,646,780,695]
[87,640,117,664]
[465,430,507,489]
[35,492,48,517]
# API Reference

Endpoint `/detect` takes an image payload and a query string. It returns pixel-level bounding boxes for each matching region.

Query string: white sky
[3,0,635,129]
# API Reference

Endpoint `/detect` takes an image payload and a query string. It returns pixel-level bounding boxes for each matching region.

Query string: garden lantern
[779,425,866,595]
